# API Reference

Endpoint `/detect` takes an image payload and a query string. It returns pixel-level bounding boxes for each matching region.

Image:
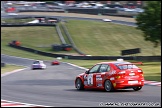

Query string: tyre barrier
[1,63,5,67]
[52,44,72,51]
[9,40,21,46]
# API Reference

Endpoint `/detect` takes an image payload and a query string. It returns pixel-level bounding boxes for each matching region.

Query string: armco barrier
[67,55,134,60]
[18,9,65,12]
[9,44,67,58]
[134,56,161,62]
[17,8,136,18]
[65,8,117,15]
[8,44,161,61]
[18,8,117,15]
[1,23,56,27]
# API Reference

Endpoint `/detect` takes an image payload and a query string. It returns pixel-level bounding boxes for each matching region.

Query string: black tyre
[133,86,142,91]
[75,78,84,90]
[104,80,114,92]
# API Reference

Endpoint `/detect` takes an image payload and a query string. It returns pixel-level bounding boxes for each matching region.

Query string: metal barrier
[8,44,161,61]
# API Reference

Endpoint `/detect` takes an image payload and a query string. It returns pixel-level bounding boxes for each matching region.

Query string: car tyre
[75,78,84,90]
[133,86,142,91]
[104,80,114,92]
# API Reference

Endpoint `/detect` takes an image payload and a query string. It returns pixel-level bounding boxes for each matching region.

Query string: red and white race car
[51,60,60,65]
[75,59,144,92]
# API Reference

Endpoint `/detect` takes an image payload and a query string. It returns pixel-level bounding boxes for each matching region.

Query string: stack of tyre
[9,40,21,46]
[52,44,72,51]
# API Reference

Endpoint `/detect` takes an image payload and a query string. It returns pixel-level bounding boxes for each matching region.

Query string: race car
[31,60,46,70]
[102,18,112,22]
[75,59,144,92]
[51,60,60,65]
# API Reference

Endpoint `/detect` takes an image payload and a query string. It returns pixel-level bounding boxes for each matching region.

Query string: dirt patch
[18,12,136,22]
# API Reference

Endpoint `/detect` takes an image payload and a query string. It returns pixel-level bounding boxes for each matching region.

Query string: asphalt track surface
[1,54,161,107]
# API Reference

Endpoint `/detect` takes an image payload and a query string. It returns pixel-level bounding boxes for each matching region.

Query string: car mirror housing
[85,71,89,74]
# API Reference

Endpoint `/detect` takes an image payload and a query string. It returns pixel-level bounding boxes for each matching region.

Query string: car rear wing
[117,62,143,66]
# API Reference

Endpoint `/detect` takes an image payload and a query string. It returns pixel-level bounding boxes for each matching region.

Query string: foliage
[136,1,161,47]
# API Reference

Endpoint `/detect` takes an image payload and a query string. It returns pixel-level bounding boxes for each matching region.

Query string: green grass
[138,62,161,81]
[1,20,161,81]
[65,20,161,56]
[1,64,25,74]
[1,20,161,56]
[1,26,77,55]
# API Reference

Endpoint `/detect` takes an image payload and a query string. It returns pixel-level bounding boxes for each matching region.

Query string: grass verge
[1,64,25,74]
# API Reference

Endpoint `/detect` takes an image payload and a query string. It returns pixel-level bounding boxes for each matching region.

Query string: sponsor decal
[83,75,88,85]
[96,77,102,81]
[108,70,116,75]
[96,74,102,87]
[96,75,102,81]
[96,75,101,77]
[87,74,93,85]
[113,83,116,87]
[97,84,102,87]
[84,75,87,80]
[110,77,115,80]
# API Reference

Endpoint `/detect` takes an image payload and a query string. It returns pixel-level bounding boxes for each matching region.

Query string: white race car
[31,60,46,70]
[102,19,112,22]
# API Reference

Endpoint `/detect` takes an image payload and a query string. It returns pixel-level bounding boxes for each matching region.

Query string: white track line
[1,99,52,107]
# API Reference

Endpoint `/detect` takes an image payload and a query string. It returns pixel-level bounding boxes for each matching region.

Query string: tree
[135,1,161,47]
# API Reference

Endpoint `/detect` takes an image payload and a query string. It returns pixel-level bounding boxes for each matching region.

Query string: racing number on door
[87,74,93,85]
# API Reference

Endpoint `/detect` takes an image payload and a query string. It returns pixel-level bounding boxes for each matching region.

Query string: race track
[1,55,161,107]
[1,13,160,107]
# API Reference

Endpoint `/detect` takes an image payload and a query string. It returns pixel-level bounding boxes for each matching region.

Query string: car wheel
[104,80,114,92]
[75,78,84,90]
[133,86,142,91]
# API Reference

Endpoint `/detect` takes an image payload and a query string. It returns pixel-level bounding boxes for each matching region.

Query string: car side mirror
[85,70,89,74]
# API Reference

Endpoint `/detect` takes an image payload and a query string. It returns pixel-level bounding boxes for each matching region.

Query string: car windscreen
[33,61,40,64]
[115,63,138,70]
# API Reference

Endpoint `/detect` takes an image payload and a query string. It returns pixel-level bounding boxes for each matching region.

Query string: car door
[95,64,111,88]
[83,64,101,88]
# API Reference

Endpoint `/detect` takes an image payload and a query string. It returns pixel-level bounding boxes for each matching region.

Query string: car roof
[35,60,43,62]
[97,61,131,65]
[34,60,44,63]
